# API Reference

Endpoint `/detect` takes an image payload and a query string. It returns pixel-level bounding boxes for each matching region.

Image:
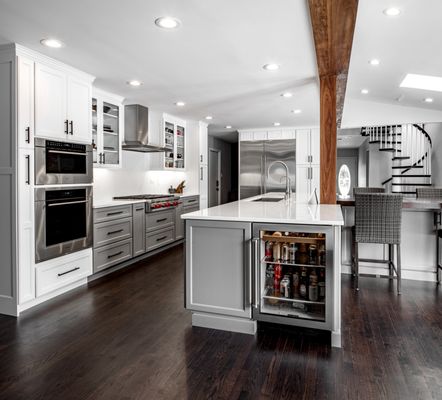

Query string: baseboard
[192,312,257,335]
[341,262,438,282]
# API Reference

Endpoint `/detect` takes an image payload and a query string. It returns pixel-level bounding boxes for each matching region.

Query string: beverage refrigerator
[251,224,335,331]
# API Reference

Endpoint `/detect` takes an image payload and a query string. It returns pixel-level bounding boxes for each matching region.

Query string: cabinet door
[186,220,252,318]
[148,110,164,147]
[199,164,208,201]
[296,165,311,203]
[310,165,320,200]
[175,204,184,240]
[267,130,283,140]
[35,63,67,140]
[132,204,146,257]
[67,76,91,143]
[296,129,311,164]
[199,123,208,164]
[17,149,35,304]
[17,57,34,149]
[310,128,320,165]
[239,131,254,141]
[253,131,267,141]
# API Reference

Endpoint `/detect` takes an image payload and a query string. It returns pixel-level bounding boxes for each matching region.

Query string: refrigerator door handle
[251,237,260,308]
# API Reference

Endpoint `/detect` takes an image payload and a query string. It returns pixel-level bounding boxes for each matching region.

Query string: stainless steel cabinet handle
[156,218,167,223]
[102,153,106,164]
[187,199,196,203]
[107,229,124,235]
[106,211,123,216]
[25,127,30,144]
[156,236,167,242]
[64,119,69,135]
[47,200,88,207]
[107,251,123,259]
[25,155,30,185]
[58,267,80,277]
[200,155,203,163]
[69,120,74,135]
[47,150,87,156]
[252,238,260,307]
[200,167,203,181]
[135,207,144,211]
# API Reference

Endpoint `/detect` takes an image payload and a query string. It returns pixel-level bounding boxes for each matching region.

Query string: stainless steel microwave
[35,138,93,185]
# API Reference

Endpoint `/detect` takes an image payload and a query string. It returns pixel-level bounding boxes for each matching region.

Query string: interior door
[35,63,67,140]
[264,140,296,194]
[239,141,264,199]
[209,148,221,207]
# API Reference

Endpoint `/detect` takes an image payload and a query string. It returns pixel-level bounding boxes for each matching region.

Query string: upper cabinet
[17,57,34,149]
[92,89,124,168]
[34,62,93,144]
[239,128,296,142]
[296,128,320,166]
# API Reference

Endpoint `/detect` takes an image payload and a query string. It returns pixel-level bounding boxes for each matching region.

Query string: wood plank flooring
[0,245,441,400]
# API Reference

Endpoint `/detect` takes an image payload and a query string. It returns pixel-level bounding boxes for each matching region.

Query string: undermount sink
[252,197,284,202]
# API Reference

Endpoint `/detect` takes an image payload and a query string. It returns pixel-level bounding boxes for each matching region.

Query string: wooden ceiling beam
[308,0,358,204]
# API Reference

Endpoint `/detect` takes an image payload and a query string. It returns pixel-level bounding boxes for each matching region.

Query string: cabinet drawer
[183,205,200,214]
[93,205,132,223]
[36,249,92,297]
[146,228,175,252]
[93,238,132,273]
[182,196,199,207]
[146,209,174,233]
[94,217,132,248]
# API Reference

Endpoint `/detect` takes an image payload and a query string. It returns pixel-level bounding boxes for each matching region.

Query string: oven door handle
[47,200,88,207]
[47,150,87,156]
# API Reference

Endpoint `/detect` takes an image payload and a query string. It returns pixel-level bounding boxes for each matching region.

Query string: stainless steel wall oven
[35,138,93,185]
[35,186,93,262]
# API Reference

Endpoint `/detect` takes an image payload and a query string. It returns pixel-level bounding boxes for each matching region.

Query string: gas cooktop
[113,194,180,212]
[113,194,176,200]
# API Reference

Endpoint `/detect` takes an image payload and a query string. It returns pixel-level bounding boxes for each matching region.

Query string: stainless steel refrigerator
[239,140,296,199]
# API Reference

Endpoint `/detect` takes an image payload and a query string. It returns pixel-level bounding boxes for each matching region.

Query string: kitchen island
[182,193,344,347]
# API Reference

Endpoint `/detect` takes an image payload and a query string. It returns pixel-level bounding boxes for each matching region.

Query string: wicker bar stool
[353,187,385,195]
[353,193,403,293]
[416,187,442,284]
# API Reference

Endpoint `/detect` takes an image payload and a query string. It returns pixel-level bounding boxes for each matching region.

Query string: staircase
[361,124,432,196]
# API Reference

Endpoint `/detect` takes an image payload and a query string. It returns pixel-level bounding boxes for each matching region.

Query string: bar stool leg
[351,227,355,277]
[354,242,359,291]
[397,244,401,295]
[388,244,393,278]
[437,229,441,285]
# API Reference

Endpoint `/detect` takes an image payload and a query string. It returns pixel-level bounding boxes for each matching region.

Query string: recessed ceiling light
[424,97,434,103]
[273,122,281,126]
[225,125,232,129]
[383,7,401,16]
[205,116,213,120]
[369,59,380,66]
[263,63,280,71]
[40,38,64,48]
[127,80,142,87]
[292,109,302,114]
[155,16,181,29]
[175,101,185,107]
[281,92,293,98]
[400,73,442,92]
[361,89,369,94]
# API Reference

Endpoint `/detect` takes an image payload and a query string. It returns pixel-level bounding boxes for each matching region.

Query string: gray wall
[208,136,233,204]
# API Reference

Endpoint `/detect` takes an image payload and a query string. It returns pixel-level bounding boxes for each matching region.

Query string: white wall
[93,119,200,203]
[425,123,442,187]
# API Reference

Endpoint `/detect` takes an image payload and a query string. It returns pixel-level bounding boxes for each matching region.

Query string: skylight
[400,73,442,92]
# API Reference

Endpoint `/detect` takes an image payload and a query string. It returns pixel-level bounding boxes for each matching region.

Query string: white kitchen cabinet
[35,62,92,144]
[199,164,208,208]
[311,165,320,195]
[17,149,35,304]
[92,89,124,168]
[296,165,320,203]
[17,57,34,149]
[296,128,320,165]
[199,122,208,165]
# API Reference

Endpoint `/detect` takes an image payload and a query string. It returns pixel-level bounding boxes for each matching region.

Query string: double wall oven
[34,139,93,263]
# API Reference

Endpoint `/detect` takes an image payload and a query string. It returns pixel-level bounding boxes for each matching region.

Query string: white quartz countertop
[93,199,147,209]
[182,193,344,226]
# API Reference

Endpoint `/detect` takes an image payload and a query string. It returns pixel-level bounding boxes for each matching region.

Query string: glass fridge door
[258,229,327,322]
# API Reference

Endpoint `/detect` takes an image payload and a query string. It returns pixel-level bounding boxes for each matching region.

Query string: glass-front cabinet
[163,115,185,170]
[92,89,124,168]
[252,224,335,331]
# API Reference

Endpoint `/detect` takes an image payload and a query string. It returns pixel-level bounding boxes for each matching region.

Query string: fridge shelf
[262,256,325,269]
[262,287,325,305]
[261,234,325,245]
[261,301,325,321]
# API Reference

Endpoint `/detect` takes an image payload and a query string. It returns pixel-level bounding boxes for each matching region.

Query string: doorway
[209,148,221,207]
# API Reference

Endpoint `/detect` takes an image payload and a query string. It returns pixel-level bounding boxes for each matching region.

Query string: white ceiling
[343,0,442,126]
[0,0,319,133]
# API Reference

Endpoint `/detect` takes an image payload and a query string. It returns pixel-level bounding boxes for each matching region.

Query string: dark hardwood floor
[0,245,441,400]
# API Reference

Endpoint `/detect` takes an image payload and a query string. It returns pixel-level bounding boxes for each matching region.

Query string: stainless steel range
[113,194,181,212]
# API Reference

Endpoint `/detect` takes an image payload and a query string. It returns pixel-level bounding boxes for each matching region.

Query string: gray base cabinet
[132,204,146,257]
[185,219,252,318]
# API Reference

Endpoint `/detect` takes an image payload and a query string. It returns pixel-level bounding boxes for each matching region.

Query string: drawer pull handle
[156,218,167,223]
[135,207,144,211]
[187,199,196,203]
[107,251,124,259]
[156,236,168,242]
[107,229,124,235]
[107,211,123,216]
[58,267,80,277]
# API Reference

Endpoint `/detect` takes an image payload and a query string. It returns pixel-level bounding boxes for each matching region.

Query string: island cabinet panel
[186,220,252,318]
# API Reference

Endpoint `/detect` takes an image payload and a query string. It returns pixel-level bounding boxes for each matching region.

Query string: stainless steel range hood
[122,104,168,152]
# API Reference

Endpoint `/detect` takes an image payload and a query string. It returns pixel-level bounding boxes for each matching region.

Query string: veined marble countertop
[182,193,344,226]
